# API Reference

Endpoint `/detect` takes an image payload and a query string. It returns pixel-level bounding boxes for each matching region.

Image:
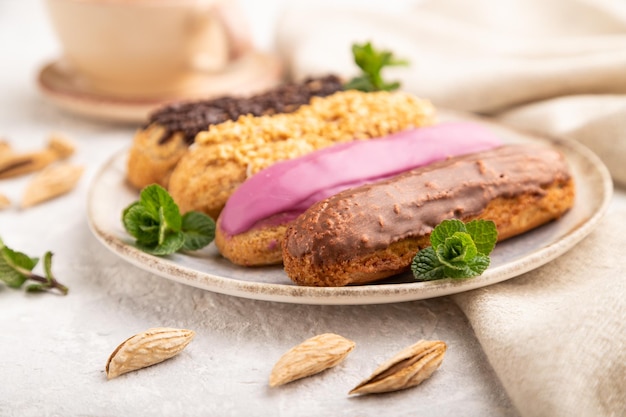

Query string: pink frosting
[219,122,502,235]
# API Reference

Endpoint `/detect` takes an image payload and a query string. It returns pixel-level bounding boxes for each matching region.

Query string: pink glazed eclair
[214,121,504,266]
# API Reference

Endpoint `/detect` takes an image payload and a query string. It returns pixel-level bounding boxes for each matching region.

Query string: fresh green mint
[344,41,409,92]
[122,184,215,256]
[411,219,497,281]
[0,237,69,295]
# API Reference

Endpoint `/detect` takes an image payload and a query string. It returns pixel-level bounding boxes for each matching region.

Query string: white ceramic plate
[87,115,612,305]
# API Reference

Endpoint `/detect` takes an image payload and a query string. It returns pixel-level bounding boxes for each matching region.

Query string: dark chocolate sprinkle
[147,75,344,145]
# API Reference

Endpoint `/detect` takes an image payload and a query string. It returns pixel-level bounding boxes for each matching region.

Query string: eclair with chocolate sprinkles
[126,75,344,189]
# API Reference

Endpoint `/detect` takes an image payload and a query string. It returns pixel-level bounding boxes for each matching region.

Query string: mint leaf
[466,254,491,276]
[140,184,183,229]
[344,75,376,93]
[465,219,498,255]
[441,265,475,279]
[435,232,478,268]
[122,184,215,256]
[0,237,38,288]
[140,184,182,234]
[345,42,409,92]
[411,247,446,281]
[181,211,216,252]
[412,219,497,281]
[0,238,68,295]
[430,219,467,248]
[137,232,185,256]
[26,283,48,293]
[122,202,159,246]
[122,184,183,255]
[122,201,153,245]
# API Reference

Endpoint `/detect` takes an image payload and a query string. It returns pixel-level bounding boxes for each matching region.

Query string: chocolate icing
[146,75,344,145]
[283,144,571,264]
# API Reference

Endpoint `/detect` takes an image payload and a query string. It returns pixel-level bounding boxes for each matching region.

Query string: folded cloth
[276,0,626,185]
[451,210,626,417]
[276,1,626,416]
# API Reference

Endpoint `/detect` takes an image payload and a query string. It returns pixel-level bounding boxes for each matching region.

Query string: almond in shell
[0,134,75,179]
[269,333,355,387]
[21,163,83,208]
[105,327,195,379]
[349,339,446,395]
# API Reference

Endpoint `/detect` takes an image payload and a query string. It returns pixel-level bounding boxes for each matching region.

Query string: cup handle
[212,0,254,61]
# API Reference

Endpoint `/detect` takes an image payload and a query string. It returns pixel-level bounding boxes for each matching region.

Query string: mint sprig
[0,237,69,295]
[344,41,409,92]
[180,211,216,252]
[411,219,497,281]
[122,184,215,256]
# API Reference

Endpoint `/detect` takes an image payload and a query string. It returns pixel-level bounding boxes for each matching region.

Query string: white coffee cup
[45,0,253,98]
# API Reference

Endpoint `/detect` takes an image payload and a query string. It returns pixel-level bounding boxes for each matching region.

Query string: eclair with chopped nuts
[168,90,436,219]
[126,75,344,190]
[282,144,575,287]
[214,122,503,266]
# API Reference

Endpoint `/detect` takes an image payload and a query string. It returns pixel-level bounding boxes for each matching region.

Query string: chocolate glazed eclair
[213,121,503,267]
[282,144,575,287]
[126,75,344,189]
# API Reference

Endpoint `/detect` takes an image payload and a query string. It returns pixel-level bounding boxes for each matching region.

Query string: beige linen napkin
[276,0,626,415]
[452,210,626,417]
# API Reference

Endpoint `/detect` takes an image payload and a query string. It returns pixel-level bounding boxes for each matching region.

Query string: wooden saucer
[37,52,284,124]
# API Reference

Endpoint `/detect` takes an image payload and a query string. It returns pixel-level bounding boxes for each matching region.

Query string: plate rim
[87,119,613,305]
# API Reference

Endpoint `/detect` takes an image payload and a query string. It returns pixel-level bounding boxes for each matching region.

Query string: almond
[21,163,83,208]
[269,333,355,387]
[349,339,446,395]
[0,134,75,179]
[105,327,195,379]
